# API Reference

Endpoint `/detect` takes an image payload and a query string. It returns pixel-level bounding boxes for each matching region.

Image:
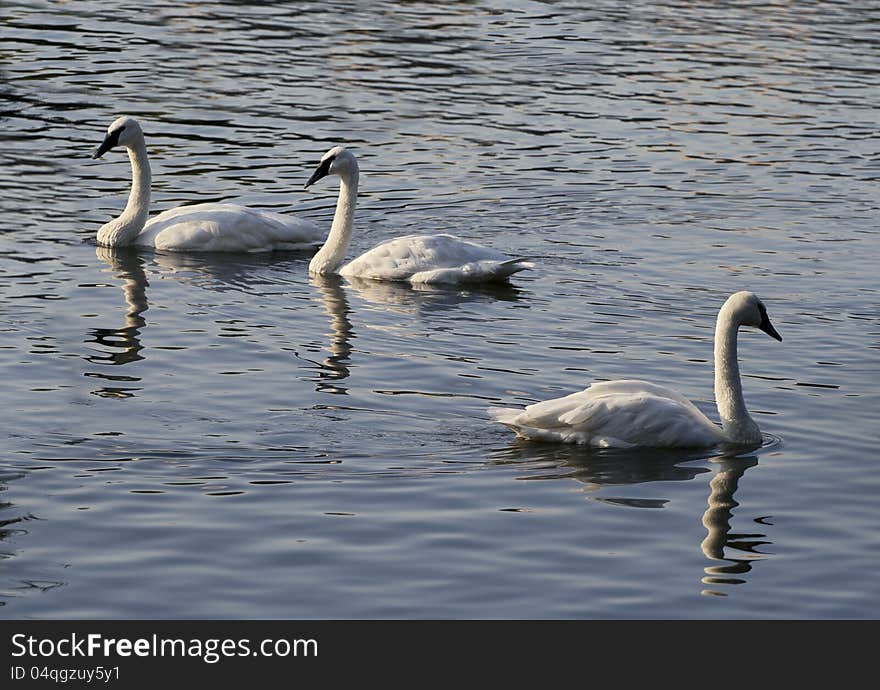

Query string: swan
[489,291,783,448]
[91,116,324,252]
[304,146,534,284]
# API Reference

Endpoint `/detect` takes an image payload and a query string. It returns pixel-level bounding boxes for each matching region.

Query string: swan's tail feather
[469,257,534,283]
[495,258,534,277]
[409,258,533,285]
[488,406,522,426]
[490,406,607,445]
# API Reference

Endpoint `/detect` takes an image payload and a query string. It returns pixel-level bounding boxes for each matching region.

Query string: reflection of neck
[700,467,741,560]
[309,167,359,275]
[700,457,757,560]
[312,275,353,381]
[121,273,149,331]
[96,247,149,326]
[90,248,149,366]
[98,140,151,247]
[713,306,759,443]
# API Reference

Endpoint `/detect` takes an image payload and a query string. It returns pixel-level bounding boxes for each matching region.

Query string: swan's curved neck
[98,141,151,247]
[713,307,759,444]
[309,165,359,275]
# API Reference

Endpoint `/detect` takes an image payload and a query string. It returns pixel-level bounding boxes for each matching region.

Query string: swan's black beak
[92,129,121,159]
[759,314,782,342]
[305,157,332,189]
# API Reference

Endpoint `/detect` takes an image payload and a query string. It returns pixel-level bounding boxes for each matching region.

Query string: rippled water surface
[1,1,878,618]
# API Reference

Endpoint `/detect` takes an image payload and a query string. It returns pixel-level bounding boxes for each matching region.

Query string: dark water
[1,1,878,618]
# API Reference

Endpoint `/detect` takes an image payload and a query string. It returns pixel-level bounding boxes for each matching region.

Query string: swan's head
[725,291,782,341]
[305,146,358,188]
[93,116,144,159]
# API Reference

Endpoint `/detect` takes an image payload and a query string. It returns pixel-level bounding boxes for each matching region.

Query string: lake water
[1,0,878,618]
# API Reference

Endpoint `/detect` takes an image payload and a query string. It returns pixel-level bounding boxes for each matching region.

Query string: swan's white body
[490,292,783,448]
[93,116,323,252]
[129,204,321,253]
[305,146,533,284]
[339,233,529,283]
[490,379,725,448]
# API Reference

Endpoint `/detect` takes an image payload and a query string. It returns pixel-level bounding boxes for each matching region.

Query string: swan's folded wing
[341,234,531,283]
[491,380,723,447]
[140,204,323,252]
[247,209,325,249]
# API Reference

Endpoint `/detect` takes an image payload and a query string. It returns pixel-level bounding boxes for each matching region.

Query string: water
[1,0,878,618]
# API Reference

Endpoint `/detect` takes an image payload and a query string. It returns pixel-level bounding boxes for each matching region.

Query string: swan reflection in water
[147,249,311,293]
[92,248,323,393]
[90,247,305,369]
[492,442,772,595]
[306,275,355,393]
[142,255,356,394]
[86,248,150,398]
[92,250,521,398]
[345,276,524,317]
[699,454,770,595]
[298,275,526,393]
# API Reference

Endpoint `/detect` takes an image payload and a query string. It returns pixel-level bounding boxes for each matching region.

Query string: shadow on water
[492,441,772,596]
[0,470,61,607]
[0,472,28,563]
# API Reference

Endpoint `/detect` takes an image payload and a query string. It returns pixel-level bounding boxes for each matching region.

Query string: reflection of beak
[92,129,120,159]
[305,158,332,189]
[759,315,782,342]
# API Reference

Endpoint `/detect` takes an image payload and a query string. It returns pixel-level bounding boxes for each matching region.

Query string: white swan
[490,291,783,448]
[92,116,324,252]
[304,146,534,284]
